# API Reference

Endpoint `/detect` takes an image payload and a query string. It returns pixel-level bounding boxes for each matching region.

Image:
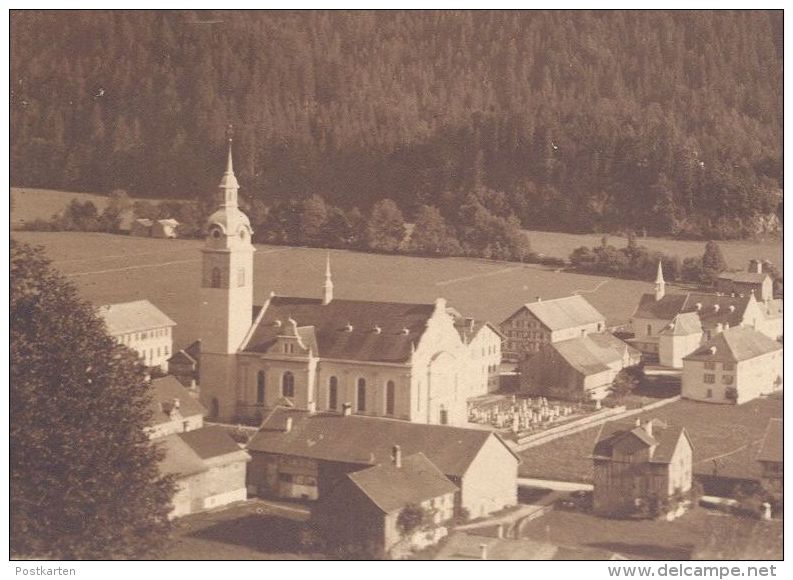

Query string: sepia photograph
[7,7,784,569]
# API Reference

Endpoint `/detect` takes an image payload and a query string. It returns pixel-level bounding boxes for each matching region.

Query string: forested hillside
[10,10,783,237]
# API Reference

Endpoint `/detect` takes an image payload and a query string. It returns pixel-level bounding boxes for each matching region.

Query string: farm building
[519,332,640,401]
[500,295,606,362]
[246,407,519,519]
[629,262,780,362]
[146,377,249,518]
[97,299,176,371]
[314,450,456,556]
[454,317,503,392]
[716,260,773,301]
[681,326,782,405]
[197,142,497,427]
[592,419,693,519]
[131,218,153,237]
[168,339,201,388]
[757,418,782,495]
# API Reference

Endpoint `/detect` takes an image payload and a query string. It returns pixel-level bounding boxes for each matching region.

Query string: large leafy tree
[10,241,175,559]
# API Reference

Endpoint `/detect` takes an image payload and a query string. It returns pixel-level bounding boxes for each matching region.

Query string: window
[440,407,448,425]
[237,267,246,287]
[164,345,169,356]
[704,362,715,370]
[704,374,715,384]
[386,380,395,415]
[646,324,652,335]
[211,267,222,288]
[722,363,735,372]
[357,378,366,412]
[722,375,734,385]
[282,371,295,398]
[257,371,266,404]
[706,389,713,399]
[157,347,161,358]
[328,376,338,410]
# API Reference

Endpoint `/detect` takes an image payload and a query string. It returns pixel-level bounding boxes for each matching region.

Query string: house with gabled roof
[658,312,703,368]
[246,407,519,519]
[520,332,640,401]
[592,418,693,518]
[716,260,773,301]
[757,418,782,494]
[147,377,249,518]
[682,326,782,405]
[314,450,457,556]
[97,299,176,371]
[196,142,496,427]
[500,295,606,362]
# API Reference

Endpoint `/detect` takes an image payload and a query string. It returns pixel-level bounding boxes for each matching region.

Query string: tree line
[11,10,782,239]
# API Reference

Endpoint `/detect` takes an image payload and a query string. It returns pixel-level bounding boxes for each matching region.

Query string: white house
[97,299,176,371]
[681,326,782,405]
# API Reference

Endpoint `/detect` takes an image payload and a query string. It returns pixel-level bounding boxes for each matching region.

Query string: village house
[757,418,782,495]
[716,260,774,301]
[97,299,176,371]
[454,317,503,392]
[630,262,779,363]
[314,450,457,557]
[197,142,497,427]
[657,312,703,368]
[131,218,153,237]
[245,407,520,519]
[520,332,640,401]
[168,339,201,388]
[681,326,782,405]
[147,377,250,518]
[152,218,179,238]
[500,295,606,362]
[592,419,693,519]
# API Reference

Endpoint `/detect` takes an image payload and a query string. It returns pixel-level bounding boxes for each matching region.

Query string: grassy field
[518,394,783,483]
[525,229,782,273]
[518,509,782,560]
[13,231,661,351]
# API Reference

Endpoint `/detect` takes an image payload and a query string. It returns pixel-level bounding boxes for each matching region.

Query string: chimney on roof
[479,544,488,561]
[713,304,720,313]
[284,417,293,433]
[401,327,410,335]
[695,303,702,311]
[342,402,352,417]
[749,259,762,274]
[635,418,641,427]
[536,296,542,302]
[729,305,735,313]
[274,319,282,328]
[392,444,402,468]
[715,323,724,334]
[709,346,717,355]
[172,397,180,410]
[644,419,653,438]
[373,325,382,334]
[345,322,354,333]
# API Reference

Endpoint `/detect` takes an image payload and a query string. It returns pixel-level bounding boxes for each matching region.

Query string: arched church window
[328,376,338,410]
[211,268,222,288]
[357,378,366,412]
[386,380,395,415]
[210,398,220,419]
[282,371,295,398]
[257,371,266,404]
[237,267,246,287]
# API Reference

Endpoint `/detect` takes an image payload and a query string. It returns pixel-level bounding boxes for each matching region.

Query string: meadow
[14,231,657,352]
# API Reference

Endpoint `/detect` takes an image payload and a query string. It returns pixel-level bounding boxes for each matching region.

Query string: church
[197,142,497,427]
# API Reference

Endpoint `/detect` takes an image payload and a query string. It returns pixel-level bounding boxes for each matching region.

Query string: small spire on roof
[323,252,334,305]
[655,260,666,301]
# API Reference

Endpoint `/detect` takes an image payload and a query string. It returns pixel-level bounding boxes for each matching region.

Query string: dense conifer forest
[10,10,783,238]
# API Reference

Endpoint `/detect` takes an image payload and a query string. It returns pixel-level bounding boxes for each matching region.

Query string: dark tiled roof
[243,296,436,363]
[593,419,689,464]
[718,271,770,284]
[347,452,457,514]
[551,333,638,377]
[512,295,605,331]
[148,376,206,426]
[757,419,782,464]
[684,326,782,363]
[247,409,517,477]
[178,426,246,460]
[633,292,750,329]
